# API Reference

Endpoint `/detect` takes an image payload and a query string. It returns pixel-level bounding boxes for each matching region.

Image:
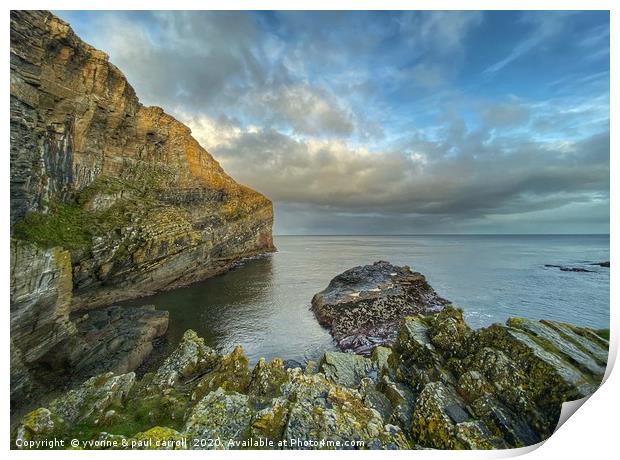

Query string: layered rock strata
[311,261,449,353]
[10,240,169,412]
[14,309,608,450]
[10,10,274,407]
[10,10,274,308]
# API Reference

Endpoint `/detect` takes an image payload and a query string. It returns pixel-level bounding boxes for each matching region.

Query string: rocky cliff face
[13,309,607,450]
[10,11,274,407]
[10,10,274,307]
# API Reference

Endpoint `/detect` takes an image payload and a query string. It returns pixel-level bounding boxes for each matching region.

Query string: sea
[122,234,610,365]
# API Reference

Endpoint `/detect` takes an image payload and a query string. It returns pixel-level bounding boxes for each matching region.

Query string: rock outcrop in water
[13,307,608,450]
[312,261,449,353]
[10,11,274,408]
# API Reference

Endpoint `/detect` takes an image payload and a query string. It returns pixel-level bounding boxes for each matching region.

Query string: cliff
[13,308,608,450]
[10,11,274,407]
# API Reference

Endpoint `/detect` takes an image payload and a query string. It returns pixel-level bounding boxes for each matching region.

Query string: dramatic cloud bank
[57,10,610,234]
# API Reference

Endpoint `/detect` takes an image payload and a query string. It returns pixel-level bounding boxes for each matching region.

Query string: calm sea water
[123,235,610,365]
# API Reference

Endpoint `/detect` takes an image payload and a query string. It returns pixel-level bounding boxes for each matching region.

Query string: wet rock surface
[544,260,610,272]
[14,304,608,450]
[311,261,449,353]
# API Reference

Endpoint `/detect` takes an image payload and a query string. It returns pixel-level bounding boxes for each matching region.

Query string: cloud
[484,12,570,75]
[246,84,355,137]
[56,10,609,234]
[185,113,609,233]
[399,11,483,55]
[481,100,530,127]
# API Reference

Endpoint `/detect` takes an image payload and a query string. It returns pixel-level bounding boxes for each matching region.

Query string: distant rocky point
[544,260,609,272]
[592,261,610,267]
[311,261,449,353]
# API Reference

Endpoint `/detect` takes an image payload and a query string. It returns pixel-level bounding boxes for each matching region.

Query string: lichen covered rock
[185,389,253,449]
[150,330,217,390]
[48,372,136,425]
[14,307,607,450]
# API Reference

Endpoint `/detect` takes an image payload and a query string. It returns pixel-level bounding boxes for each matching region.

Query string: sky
[56,10,610,235]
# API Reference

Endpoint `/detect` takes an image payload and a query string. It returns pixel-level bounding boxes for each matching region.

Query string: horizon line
[273,233,611,237]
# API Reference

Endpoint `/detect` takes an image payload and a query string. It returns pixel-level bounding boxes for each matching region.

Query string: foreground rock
[69,306,169,378]
[10,239,169,413]
[311,261,449,353]
[10,10,273,406]
[14,309,607,450]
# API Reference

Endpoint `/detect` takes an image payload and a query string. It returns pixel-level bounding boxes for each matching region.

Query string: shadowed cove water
[122,235,610,365]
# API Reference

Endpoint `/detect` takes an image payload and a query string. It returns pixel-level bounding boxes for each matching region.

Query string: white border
[3,1,616,458]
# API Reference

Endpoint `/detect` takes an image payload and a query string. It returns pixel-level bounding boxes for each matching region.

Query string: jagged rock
[359,378,393,421]
[411,381,476,449]
[456,370,492,402]
[378,375,416,429]
[150,330,217,389]
[10,241,75,366]
[10,241,76,404]
[370,346,392,372]
[469,395,539,447]
[304,360,319,375]
[544,264,593,272]
[70,305,169,378]
[9,239,169,411]
[540,320,609,365]
[250,397,290,442]
[279,369,410,449]
[49,372,135,426]
[185,388,253,449]
[15,408,55,445]
[191,345,251,401]
[507,317,606,376]
[319,351,375,387]
[311,261,449,353]
[592,261,610,267]
[247,357,288,399]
